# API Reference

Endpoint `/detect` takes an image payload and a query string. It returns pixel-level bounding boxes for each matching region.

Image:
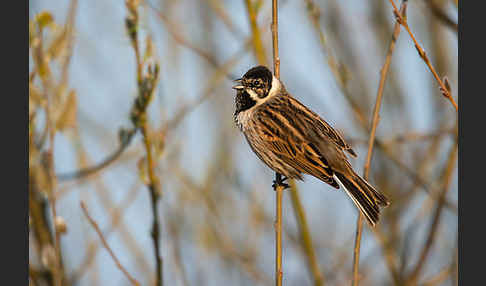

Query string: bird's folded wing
[260,129,339,188]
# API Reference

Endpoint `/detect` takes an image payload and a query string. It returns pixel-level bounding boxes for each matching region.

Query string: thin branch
[351,215,364,286]
[69,180,142,284]
[388,0,457,111]
[80,202,141,286]
[56,129,136,181]
[141,124,164,286]
[271,1,284,285]
[126,1,164,284]
[273,173,285,286]
[352,2,407,285]
[271,0,280,79]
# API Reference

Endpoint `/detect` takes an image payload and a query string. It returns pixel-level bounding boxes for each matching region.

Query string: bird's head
[233,65,275,100]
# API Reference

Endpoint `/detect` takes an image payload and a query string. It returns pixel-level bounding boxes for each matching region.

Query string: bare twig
[351,215,364,286]
[126,1,164,284]
[273,173,285,286]
[141,124,164,286]
[271,1,284,285]
[271,0,280,79]
[56,129,136,181]
[69,179,142,283]
[388,0,457,111]
[80,202,141,286]
[352,2,407,285]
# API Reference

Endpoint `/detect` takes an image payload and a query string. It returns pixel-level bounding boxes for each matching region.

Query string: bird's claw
[272,176,290,190]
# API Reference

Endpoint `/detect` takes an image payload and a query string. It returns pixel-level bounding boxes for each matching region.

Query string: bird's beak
[232,79,244,90]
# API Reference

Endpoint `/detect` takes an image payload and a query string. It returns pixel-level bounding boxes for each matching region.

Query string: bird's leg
[272,173,290,190]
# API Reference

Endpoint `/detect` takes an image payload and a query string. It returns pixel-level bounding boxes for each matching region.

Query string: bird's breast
[235,108,255,131]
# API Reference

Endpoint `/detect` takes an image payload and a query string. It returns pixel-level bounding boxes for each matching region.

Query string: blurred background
[29,0,458,285]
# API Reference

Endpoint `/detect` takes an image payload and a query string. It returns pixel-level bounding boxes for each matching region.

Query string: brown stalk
[271,1,284,285]
[141,124,164,286]
[126,1,163,284]
[80,202,141,286]
[69,176,143,283]
[352,2,407,285]
[388,0,458,111]
[274,174,284,286]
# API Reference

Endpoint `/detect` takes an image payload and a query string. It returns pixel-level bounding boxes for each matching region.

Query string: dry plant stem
[56,133,135,181]
[271,0,280,79]
[352,2,407,285]
[388,0,458,111]
[351,215,363,286]
[274,174,284,286]
[289,181,324,286]
[128,1,164,283]
[80,202,141,286]
[141,125,164,286]
[271,0,283,285]
[42,45,64,286]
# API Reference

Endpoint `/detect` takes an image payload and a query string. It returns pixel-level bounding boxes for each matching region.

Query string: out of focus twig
[56,130,136,181]
[80,202,141,286]
[126,0,164,284]
[352,2,407,285]
[425,0,458,33]
[388,0,457,111]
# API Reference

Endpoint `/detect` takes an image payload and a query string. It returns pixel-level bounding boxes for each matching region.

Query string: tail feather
[333,172,390,227]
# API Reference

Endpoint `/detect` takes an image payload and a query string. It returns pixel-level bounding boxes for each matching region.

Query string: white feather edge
[333,174,376,227]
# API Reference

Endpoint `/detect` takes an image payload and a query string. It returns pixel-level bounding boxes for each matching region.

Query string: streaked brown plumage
[233,66,390,226]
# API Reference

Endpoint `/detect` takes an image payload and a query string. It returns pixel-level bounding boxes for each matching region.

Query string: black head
[233,65,273,99]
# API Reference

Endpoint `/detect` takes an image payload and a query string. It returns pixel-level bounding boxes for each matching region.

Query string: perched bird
[233,65,390,226]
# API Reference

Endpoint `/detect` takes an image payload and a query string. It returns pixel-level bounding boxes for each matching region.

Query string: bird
[232,65,390,226]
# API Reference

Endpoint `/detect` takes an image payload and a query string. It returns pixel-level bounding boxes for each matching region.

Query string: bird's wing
[253,107,339,188]
[285,96,357,158]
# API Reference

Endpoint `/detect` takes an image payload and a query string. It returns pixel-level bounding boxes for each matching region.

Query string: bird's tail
[333,171,390,227]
